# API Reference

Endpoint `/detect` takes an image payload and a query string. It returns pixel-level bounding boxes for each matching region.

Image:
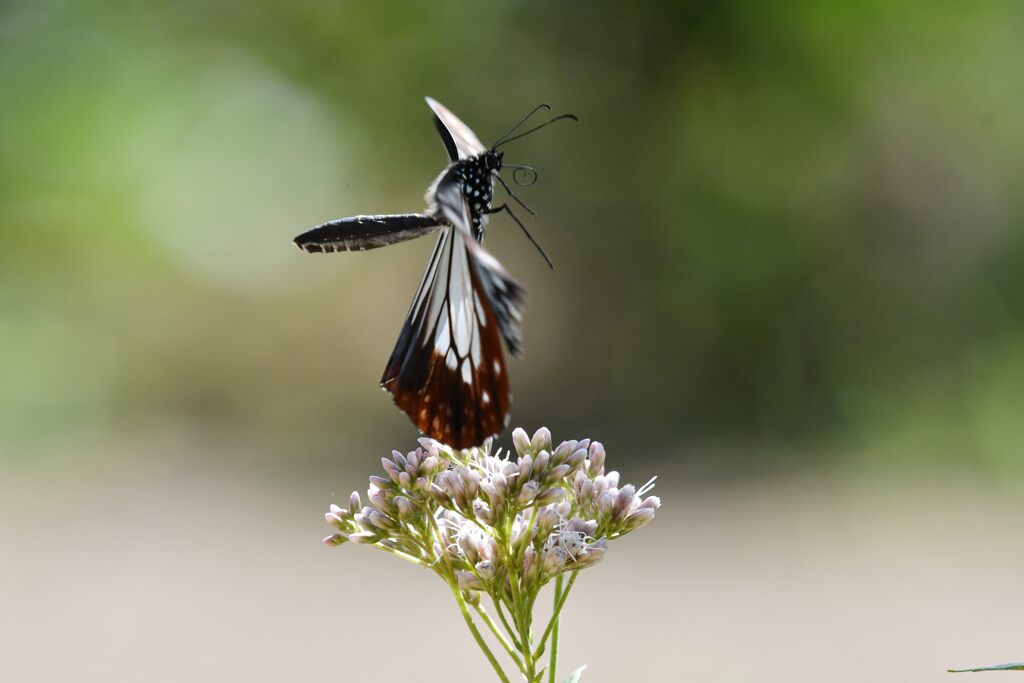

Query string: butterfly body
[426,150,502,241]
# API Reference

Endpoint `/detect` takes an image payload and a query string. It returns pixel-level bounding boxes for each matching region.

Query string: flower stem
[449,582,510,683]
[371,544,428,567]
[533,570,578,660]
[492,596,523,651]
[547,575,563,683]
[427,511,510,683]
[472,602,526,675]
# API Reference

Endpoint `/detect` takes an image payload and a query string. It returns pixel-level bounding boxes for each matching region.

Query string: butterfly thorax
[449,152,501,241]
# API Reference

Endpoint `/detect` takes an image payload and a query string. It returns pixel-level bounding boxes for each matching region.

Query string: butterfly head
[481,150,504,173]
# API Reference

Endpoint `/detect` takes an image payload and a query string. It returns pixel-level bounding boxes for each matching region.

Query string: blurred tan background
[2,1,1023,681]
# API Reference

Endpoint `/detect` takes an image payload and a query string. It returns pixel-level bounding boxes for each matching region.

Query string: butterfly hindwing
[381,226,522,448]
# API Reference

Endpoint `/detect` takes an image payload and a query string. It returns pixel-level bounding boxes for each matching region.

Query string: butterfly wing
[381,189,526,448]
[426,97,487,161]
[433,174,522,353]
[294,214,439,253]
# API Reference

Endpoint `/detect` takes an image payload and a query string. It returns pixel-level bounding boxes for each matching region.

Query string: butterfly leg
[487,204,554,270]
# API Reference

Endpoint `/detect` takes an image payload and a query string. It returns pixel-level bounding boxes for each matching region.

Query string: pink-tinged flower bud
[398,472,412,489]
[472,500,494,525]
[587,442,605,476]
[545,464,571,485]
[541,546,567,576]
[532,450,550,476]
[531,427,552,453]
[328,503,349,518]
[429,483,454,509]
[491,473,508,494]
[518,480,540,505]
[462,469,481,499]
[640,495,661,510]
[367,510,395,530]
[323,533,347,546]
[576,540,607,567]
[552,441,573,464]
[624,506,656,530]
[347,531,378,544]
[580,479,595,505]
[572,470,586,496]
[368,485,389,511]
[517,455,534,484]
[535,488,564,506]
[478,535,498,563]
[598,491,615,516]
[392,451,408,470]
[522,546,538,580]
[512,428,531,455]
[536,507,561,540]
[565,449,586,473]
[605,471,620,488]
[458,533,480,563]
[325,512,346,530]
[456,571,482,591]
[393,495,413,520]
[348,491,362,515]
[422,455,439,473]
[612,485,637,521]
[444,471,466,505]
[408,449,421,469]
[381,457,401,482]
[475,560,496,580]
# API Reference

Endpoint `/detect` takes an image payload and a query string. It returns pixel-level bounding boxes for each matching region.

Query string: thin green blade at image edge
[949,662,1024,672]
[561,666,586,683]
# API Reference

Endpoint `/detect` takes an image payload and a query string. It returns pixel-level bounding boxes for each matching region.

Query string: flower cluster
[324,427,659,591]
[323,427,660,683]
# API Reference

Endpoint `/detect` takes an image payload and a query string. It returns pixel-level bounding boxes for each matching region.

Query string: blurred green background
[2,2,1023,682]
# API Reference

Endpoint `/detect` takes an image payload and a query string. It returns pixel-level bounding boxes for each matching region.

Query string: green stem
[492,596,523,651]
[547,575,563,683]
[450,583,510,683]
[472,602,526,675]
[427,512,510,683]
[506,564,535,680]
[371,544,427,567]
[534,571,578,660]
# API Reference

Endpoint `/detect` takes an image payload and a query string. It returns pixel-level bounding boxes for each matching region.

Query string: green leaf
[949,662,1024,672]
[560,665,586,683]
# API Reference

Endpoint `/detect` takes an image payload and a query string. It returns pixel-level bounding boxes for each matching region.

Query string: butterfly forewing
[294,214,438,253]
[425,97,487,160]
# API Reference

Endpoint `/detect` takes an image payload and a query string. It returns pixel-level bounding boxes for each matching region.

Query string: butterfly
[294,97,575,449]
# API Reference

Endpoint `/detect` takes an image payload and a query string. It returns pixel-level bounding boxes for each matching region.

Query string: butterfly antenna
[492,113,578,149]
[490,103,552,149]
[502,164,539,187]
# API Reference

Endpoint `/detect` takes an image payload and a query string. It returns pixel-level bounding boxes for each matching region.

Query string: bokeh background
[2,2,1023,681]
